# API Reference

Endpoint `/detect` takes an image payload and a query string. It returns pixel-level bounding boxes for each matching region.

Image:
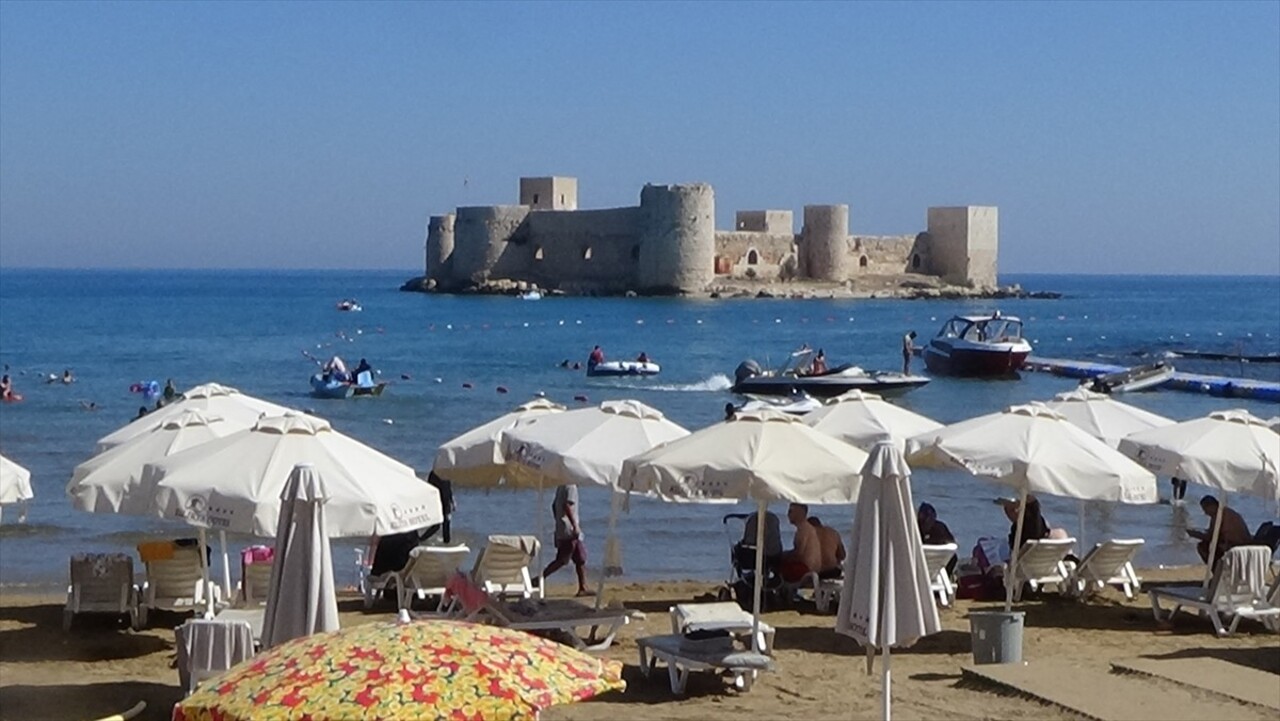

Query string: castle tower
[425,213,456,284]
[926,206,999,288]
[801,204,849,281]
[519,177,578,210]
[450,206,531,285]
[636,183,715,294]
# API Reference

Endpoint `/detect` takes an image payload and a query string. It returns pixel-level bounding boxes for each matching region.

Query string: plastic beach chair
[472,535,542,600]
[137,540,221,627]
[235,546,275,607]
[1149,545,1280,637]
[396,544,471,612]
[669,601,775,655]
[636,633,774,695]
[63,553,139,631]
[1065,538,1144,600]
[922,543,959,607]
[174,618,255,694]
[1004,538,1075,601]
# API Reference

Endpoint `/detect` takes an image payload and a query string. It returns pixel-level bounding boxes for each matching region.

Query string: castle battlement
[423,177,997,295]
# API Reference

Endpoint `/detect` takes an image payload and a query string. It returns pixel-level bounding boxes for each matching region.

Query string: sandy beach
[1,566,1276,721]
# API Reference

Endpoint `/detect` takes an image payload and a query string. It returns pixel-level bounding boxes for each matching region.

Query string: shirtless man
[807,516,846,578]
[779,503,822,583]
[1189,495,1252,565]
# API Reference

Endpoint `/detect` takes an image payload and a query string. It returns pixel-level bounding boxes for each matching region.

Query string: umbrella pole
[593,492,621,610]
[1005,489,1028,613]
[1202,493,1226,590]
[883,646,891,721]
[751,499,766,654]
[1078,501,1086,551]
[198,527,214,619]
[219,530,232,601]
[536,478,545,594]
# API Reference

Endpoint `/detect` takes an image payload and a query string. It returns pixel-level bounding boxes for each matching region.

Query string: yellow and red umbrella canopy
[173,620,625,721]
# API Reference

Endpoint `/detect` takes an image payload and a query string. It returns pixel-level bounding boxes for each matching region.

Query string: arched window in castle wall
[534,246,544,261]
[912,254,922,270]
[747,249,759,265]
[583,246,593,261]
[859,255,869,269]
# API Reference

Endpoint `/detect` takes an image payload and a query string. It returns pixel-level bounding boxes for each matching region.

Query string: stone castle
[420,177,997,295]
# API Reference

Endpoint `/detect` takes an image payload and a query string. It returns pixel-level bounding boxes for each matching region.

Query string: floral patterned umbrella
[173,619,625,721]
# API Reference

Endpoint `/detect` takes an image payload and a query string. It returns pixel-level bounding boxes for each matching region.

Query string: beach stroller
[718,513,782,612]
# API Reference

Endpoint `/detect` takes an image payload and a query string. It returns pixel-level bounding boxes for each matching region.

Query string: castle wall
[735,210,793,234]
[849,234,930,275]
[636,184,715,294]
[451,205,531,285]
[927,206,998,288]
[714,232,795,280]
[800,205,849,281]
[520,177,578,210]
[425,214,456,284]
[516,207,644,290]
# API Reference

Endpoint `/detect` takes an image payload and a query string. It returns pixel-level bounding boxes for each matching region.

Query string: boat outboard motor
[735,360,762,384]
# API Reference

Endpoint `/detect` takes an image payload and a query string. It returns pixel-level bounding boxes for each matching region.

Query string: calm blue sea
[1,270,1277,591]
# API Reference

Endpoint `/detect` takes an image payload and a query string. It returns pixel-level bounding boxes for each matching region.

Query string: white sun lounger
[396,545,471,612]
[64,553,139,631]
[637,634,774,695]
[496,598,631,651]
[472,535,542,600]
[923,543,959,607]
[814,577,843,613]
[1005,538,1075,601]
[669,602,775,655]
[1149,545,1280,637]
[236,556,274,607]
[137,541,221,627]
[1065,538,1144,600]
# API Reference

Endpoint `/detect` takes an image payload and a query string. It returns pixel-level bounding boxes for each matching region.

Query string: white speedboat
[923,313,1030,376]
[336,299,362,312]
[735,392,822,416]
[1087,362,1174,394]
[520,290,543,301]
[732,347,929,398]
[586,360,660,377]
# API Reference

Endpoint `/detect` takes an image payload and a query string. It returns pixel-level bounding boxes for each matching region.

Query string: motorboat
[735,391,822,416]
[922,312,1031,376]
[336,299,362,312]
[520,290,543,301]
[1087,362,1174,394]
[309,370,387,399]
[731,347,930,399]
[586,360,660,377]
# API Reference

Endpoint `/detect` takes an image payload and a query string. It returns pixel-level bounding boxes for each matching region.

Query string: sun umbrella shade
[68,410,230,515]
[95,382,292,453]
[0,454,33,505]
[837,442,941,649]
[173,619,626,721]
[261,464,339,649]
[1118,409,1280,500]
[1045,388,1174,448]
[802,390,943,452]
[500,400,689,489]
[620,409,868,504]
[433,398,567,486]
[906,403,1158,504]
[148,413,442,537]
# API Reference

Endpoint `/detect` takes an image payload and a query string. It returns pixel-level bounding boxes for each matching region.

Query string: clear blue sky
[1,1,1277,274]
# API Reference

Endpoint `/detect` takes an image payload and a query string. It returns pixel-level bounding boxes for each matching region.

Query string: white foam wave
[608,374,733,393]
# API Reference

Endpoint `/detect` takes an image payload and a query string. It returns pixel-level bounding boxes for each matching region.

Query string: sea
[1,270,1277,592]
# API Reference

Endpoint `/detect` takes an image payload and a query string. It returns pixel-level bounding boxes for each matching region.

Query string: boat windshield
[781,348,816,375]
[971,318,1023,342]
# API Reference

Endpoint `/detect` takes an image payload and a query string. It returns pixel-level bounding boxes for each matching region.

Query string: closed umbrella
[836,441,940,721]
[261,464,340,649]
[0,454,33,523]
[620,410,868,652]
[433,398,566,486]
[802,390,943,452]
[1118,409,1280,584]
[1045,387,1174,448]
[95,382,292,453]
[908,403,1158,611]
[500,400,689,602]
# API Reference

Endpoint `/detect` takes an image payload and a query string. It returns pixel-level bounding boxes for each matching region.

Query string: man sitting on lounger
[918,502,958,575]
[807,516,845,579]
[779,503,822,584]
[1189,495,1252,566]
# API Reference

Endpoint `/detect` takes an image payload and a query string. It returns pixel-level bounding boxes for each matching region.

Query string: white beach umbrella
[68,410,231,515]
[907,403,1158,611]
[148,413,442,538]
[0,454,33,522]
[95,382,293,453]
[620,410,868,652]
[802,390,943,452]
[1268,416,1280,434]
[836,442,941,721]
[261,464,340,649]
[499,399,689,601]
[1044,387,1174,448]
[432,398,566,486]
[1118,409,1280,584]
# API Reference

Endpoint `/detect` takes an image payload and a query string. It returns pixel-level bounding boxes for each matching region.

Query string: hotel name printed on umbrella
[176,495,232,529]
